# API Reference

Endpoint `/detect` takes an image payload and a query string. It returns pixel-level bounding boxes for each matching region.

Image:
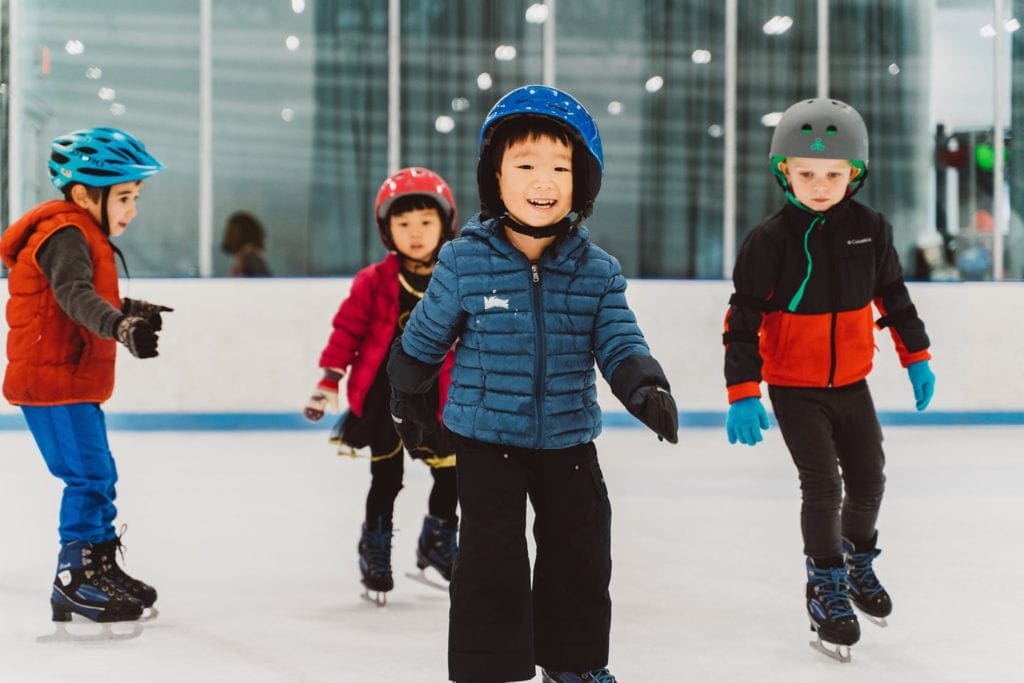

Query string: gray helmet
[769,98,868,164]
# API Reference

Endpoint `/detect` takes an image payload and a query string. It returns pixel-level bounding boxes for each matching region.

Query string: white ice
[1,425,1021,682]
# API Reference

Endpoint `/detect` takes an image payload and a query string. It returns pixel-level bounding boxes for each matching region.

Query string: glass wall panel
[9,1,201,276]
[2,0,1019,280]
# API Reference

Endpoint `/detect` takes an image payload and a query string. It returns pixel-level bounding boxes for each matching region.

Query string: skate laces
[846,547,884,598]
[546,670,616,683]
[808,564,855,619]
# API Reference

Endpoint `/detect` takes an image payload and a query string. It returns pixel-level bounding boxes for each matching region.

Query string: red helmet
[374,167,458,251]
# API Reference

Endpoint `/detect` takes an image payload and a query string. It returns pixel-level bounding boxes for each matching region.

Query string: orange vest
[1,200,121,405]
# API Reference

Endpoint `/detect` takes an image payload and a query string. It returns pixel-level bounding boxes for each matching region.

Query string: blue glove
[726,397,769,446]
[907,360,935,411]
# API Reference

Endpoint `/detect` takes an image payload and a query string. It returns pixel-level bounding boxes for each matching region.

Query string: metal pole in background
[722,0,737,276]
[387,0,400,173]
[198,0,212,277]
[5,0,21,226]
[992,0,1006,280]
[817,0,829,97]
[542,0,556,86]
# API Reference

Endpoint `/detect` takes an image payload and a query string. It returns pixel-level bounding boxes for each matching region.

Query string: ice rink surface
[1,425,1020,682]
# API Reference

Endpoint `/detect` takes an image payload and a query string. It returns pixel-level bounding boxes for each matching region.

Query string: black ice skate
[842,534,892,627]
[38,541,144,643]
[541,668,618,682]
[94,534,159,620]
[407,515,458,590]
[806,557,860,662]
[358,518,394,606]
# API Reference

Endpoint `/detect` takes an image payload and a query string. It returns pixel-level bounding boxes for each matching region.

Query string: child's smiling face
[496,134,574,227]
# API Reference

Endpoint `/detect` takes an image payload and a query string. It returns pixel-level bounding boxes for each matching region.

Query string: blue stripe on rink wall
[1,410,1023,431]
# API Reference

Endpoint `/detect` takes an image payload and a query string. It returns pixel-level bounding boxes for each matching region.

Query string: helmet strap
[100,186,112,236]
[500,213,572,239]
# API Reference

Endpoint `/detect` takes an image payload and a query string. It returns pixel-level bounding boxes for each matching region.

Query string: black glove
[627,385,679,443]
[390,388,435,450]
[121,298,174,332]
[116,316,159,358]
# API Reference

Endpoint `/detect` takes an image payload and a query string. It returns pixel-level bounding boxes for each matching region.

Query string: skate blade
[37,617,143,643]
[852,605,888,628]
[405,569,449,591]
[862,613,887,628]
[360,589,388,607]
[140,606,160,622]
[809,636,852,663]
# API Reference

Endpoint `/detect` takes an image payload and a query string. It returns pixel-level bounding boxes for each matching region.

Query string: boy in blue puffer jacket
[388,85,679,683]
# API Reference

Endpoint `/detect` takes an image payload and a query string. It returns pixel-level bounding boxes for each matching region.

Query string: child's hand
[115,316,159,358]
[121,298,173,331]
[726,397,769,446]
[629,385,679,443]
[304,372,341,421]
[906,360,935,411]
[390,388,435,449]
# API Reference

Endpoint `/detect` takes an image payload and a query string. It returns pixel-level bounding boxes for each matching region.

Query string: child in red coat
[304,167,458,604]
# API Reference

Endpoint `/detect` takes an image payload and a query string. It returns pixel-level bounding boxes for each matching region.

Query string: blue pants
[22,404,118,545]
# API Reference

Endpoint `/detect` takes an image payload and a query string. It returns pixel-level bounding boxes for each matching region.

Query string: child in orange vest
[1,127,171,629]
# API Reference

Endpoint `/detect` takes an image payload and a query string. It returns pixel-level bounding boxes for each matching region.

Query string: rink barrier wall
[0,277,1021,430]
[1,411,1024,432]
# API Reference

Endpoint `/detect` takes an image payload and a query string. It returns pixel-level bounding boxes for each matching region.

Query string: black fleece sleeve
[36,227,123,339]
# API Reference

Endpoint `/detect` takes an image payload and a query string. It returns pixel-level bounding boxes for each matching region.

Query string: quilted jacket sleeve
[592,252,651,381]
[318,267,376,370]
[401,241,466,365]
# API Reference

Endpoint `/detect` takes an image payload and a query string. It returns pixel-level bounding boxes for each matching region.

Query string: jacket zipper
[826,223,838,387]
[530,262,546,448]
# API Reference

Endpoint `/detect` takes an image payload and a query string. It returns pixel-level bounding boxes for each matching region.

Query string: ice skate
[406,515,457,590]
[38,541,144,643]
[843,534,892,627]
[805,557,859,663]
[541,667,618,682]
[358,518,394,606]
[94,534,160,621]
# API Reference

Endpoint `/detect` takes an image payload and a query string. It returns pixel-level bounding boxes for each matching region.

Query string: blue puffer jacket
[401,213,651,449]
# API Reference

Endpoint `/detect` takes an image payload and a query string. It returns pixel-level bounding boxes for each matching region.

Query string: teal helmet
[49,127,164,190]
[477,85,603,222]
[769,98,868,193]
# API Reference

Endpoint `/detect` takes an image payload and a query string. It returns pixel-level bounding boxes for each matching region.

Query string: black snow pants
[448,435,612,683]
[768,379,886,561]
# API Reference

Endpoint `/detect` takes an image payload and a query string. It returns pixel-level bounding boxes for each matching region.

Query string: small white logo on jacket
[847,237,872,245]
[483,295,510,310]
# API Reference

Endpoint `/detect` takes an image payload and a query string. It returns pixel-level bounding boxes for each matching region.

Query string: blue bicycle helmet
[49,127,164,190]
[477,85,603,223]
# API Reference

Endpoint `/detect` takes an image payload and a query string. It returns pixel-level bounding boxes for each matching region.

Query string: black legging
[768,380,886,561]
[361,365,458,529]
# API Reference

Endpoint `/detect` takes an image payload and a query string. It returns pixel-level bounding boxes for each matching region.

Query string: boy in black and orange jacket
[722,98,935,661]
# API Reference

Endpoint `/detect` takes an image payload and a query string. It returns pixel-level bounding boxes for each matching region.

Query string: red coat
[1,200,121,405]
[319,253,453,418]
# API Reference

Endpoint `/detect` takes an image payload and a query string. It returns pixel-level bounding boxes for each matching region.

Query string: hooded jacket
[2,200,121,405]
[399,213,652,449]
[723,197,931,403]
[319,252,453,418]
